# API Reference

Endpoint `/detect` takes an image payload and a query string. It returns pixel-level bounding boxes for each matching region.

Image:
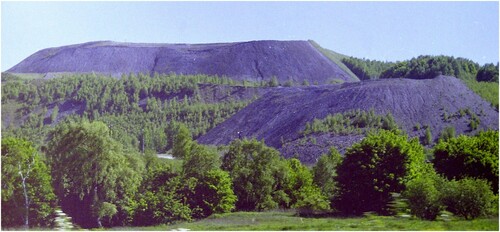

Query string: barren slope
[198,76,499,164]
[7,40,358,84]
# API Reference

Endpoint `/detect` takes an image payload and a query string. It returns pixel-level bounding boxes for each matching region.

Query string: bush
[433,130,499,193]
[335,130,426,216]
[403,166,445,220]
[441,178,497,219]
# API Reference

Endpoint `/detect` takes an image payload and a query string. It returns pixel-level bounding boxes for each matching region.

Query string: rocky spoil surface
[7,40,357,84]
[198,76,499,164]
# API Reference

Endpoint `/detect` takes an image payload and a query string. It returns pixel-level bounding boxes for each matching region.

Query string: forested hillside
[1,73,272,152]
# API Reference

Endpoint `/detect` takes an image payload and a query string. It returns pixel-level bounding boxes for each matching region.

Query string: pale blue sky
[2,1,499,71]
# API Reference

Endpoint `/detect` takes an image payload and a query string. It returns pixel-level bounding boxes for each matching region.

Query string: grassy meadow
[111,211,499,231]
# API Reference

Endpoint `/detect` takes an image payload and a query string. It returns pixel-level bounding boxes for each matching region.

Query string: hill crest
[7,40,359,84]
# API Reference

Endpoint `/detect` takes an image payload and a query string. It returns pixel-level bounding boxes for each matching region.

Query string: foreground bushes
[3,123,498,229]
[405,170,497,220]
[404,166,444,220]
[441,178,497,219]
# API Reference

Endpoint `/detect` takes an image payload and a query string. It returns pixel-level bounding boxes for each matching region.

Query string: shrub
[403,166,445,220]
[441,178,497,219]
[433,130,499,193]
[335,130,426,216]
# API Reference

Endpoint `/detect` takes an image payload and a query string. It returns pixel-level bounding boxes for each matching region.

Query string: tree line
[1,73,264,152]
[2,120,498,228]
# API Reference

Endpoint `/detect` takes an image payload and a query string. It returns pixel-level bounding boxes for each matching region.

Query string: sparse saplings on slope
[1,137,57,228]
[335,130,426,216]
[424,127,432,145]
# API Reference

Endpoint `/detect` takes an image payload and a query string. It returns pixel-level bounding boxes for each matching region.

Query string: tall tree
[1,137,56,228]
[313,147,342,199]
[182,143,236,218]
[172,123,193,159]
[46,121,143,228]
[222,139,287,211]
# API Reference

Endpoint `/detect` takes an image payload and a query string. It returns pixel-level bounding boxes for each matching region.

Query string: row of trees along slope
[341,55,498,109]
[2,121,498,228]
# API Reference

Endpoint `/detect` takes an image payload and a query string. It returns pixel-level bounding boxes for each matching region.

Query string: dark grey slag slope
[7,40,358,83]
[197,76,499,156]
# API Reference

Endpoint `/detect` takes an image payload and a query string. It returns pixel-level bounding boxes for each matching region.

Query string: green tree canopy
[433,130,499,193]
[181,143,236,218]
[335,130,426,216]
[1,137,57,228]
[222,139,287,211]
[476,63,499,82]
[313,147,342,199]
[46,121,144,228]
[172,123,193,159]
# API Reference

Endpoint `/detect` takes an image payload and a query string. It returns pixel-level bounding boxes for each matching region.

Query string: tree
[286,158,330,214]
[476,63,499,82]
[269,76,279,87]
[172,123,193,159]
[424,126,432,145]
[433,130,499,193]
[222,139,287,211]
[50,105,59,124]
[1,137,56,228]
[182,143,236,218]
[439,126,456,142]
[312,147,342,199]
[335,130,426,216]
[133,170,193,226]
[47,121,144,228]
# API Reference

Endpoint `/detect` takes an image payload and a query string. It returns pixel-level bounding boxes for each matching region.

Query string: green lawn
[111,211,499,231]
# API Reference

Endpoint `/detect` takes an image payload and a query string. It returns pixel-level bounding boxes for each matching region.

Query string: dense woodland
[1,54,499,229]
[1,73,272,152]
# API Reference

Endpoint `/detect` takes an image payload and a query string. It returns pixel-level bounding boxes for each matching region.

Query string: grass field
[111,211,499,231]
[463,79,499,109]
